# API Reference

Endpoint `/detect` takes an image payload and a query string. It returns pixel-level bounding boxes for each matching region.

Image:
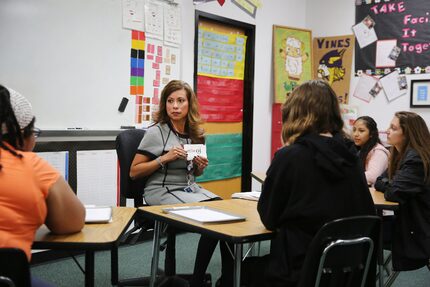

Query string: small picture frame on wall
[410,79,430,108]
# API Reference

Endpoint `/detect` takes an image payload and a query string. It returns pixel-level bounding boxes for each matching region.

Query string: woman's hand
[162,146,187,163]
[193,156,209,175]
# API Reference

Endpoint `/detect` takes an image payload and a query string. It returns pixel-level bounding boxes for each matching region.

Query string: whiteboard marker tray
[162,206,246,224]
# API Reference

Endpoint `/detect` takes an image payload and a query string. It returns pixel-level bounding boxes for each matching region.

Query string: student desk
[32,207,136,287]
[370,188,399,287]
[140,199,274,287]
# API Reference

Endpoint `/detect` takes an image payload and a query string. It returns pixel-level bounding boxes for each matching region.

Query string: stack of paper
[85,206,112,223]
[231,191,261,201]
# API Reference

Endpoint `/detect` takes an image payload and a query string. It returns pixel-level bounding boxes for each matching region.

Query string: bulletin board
[194,12,255,198]
[0,0,133,130]
[355,0,430,75]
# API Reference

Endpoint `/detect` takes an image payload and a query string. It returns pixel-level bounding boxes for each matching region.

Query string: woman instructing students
[352,116,389,186]
[130,80,232,287]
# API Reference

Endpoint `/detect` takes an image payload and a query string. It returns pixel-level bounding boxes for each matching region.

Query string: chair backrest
[298,215,381,287]
[0,248,31,287]
[115,129,147,207]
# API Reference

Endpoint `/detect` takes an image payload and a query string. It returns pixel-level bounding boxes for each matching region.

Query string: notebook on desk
[162,206,246,224]
[85,206,112,223]
[231,191,261,201]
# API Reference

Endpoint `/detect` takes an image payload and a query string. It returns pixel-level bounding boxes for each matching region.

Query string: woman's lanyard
[170,125,194,185]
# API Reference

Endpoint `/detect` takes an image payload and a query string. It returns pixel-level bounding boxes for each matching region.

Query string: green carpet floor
[31,233,430,286]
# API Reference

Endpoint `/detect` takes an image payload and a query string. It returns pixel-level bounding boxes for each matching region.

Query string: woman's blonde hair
[388,111,430,182]
[281,79,344,144]
[153,80,205,143]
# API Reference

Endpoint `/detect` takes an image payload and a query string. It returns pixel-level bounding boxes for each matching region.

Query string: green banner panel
[196,133,242,182]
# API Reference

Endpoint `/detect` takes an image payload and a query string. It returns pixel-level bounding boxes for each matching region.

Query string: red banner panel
[197,75,243,122]
[271,103,283,159]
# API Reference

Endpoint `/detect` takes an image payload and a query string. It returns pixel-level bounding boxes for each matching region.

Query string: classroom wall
[0,0,134,130]
[307,0,430,132]
[182,0,308,187]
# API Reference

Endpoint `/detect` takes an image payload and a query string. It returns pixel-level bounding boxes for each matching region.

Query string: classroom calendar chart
[196,26,247,122]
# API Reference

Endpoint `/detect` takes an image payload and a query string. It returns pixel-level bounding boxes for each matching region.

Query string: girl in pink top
[353,116,390,186]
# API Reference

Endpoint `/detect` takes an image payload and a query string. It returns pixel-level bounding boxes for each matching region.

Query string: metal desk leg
[111,245,118,285]
[149,221,162,287]
[85,251,95,287]
[233,243,243,287]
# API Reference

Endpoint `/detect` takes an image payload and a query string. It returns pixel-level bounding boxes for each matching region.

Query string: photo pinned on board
[398,75,408,91]
[362,15,375,29]
[388,46,401,61]
[369,82,382,97]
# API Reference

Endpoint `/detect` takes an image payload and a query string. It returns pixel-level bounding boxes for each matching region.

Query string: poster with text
[313,35,355,104]
[273,25,312,103]
[355,0,430,75]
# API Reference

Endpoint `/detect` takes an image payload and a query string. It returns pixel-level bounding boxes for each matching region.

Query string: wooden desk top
[370,188,399,210]
[33,207,136,250]
[251,171,266,184]
[140,199,273,244]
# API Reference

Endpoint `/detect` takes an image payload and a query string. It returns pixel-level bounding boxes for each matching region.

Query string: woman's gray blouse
[137,123,218,205]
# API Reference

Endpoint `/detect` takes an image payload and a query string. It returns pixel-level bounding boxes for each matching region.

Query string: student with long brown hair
[375,111,430,271]
[254,80,375,287]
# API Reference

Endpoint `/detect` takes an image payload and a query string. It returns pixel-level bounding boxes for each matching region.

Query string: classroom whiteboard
[0,0,135,130]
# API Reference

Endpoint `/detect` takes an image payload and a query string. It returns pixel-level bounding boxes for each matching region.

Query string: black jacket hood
[296,132,358,180]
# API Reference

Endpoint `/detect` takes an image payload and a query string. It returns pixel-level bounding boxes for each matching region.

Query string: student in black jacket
[375,111,430,271]
[255,80,376,287]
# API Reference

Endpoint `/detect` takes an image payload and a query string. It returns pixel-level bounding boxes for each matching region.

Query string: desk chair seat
[0,248,31,287]
[298,215,381,287]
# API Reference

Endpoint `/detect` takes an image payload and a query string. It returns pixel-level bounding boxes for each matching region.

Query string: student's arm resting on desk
[365,145,389,185]
[45,177,85,234]
[374,149,425,204]
[31,154,85,234]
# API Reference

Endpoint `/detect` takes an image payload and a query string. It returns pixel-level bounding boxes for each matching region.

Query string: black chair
[297,215,381,287]
[115,129,154,286]
[0,248,31,287]
[115,129,211,287]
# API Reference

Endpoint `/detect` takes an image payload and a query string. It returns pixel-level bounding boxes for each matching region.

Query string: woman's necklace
[170,120,186,135]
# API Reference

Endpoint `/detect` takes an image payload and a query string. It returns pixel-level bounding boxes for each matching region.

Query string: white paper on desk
[77,150,118,206]
[183,144,207,161]
[231,191,261,201]
[122,0,145,31]
[85,206,112,223]
[166,207,245,223]
[376,39,397,68]
[353,74,379,103]
[352,21,377,48]
[36,151,69,181]
[379,70,407,102]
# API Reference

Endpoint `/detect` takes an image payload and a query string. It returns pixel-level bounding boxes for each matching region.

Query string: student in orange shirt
[0,85,85,286]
